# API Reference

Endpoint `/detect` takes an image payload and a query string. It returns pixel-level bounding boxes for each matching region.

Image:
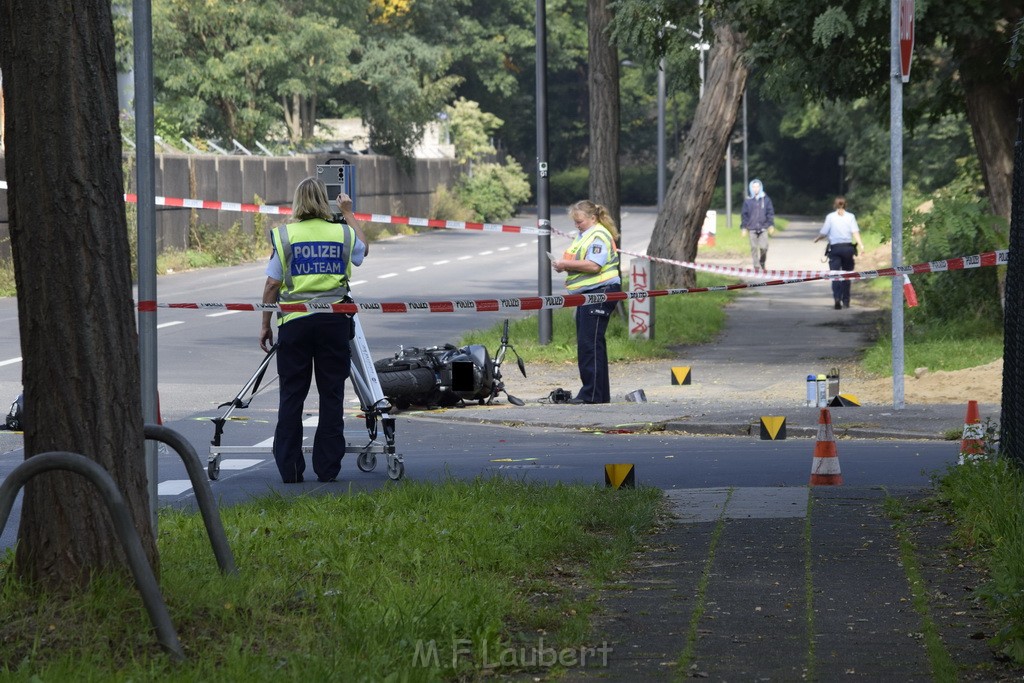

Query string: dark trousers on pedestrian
[575,283,619,403]
[828,243,856,307]
[274,313,352,482]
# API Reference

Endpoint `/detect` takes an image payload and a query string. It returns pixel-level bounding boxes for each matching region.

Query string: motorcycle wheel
[375,365,437,404]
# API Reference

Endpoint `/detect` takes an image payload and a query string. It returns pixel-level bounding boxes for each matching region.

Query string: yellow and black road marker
[760,416,787,440]
[828,393,861,407]
[604,463,636,489]
[671,366,692,385]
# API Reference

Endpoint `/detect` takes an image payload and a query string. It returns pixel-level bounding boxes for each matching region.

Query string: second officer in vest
[551,200,621,404]
[259,177,368,483]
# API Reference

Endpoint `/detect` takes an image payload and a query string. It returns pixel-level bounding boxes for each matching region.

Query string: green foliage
[430,184,476,222]
[455,159,531,223]
[902,159,1005,326]
[938,458,1024,663]
[811,7,855,46]
[355,34,462,161]
[445,97,502,164]
[547,166,658,206]
[548,167,589,205]
[0,479,662,678]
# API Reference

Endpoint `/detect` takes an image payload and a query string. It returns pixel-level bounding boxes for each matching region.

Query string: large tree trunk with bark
[0,1,155,589]
[648,23,748,289]
[587,0,621,235]
[963,79,1021,226]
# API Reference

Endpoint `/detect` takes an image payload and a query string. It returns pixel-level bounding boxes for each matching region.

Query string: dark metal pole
[536,0,552,344]
[1001,99,1024,467]
[133,0,159,531]
[657,58,666,211]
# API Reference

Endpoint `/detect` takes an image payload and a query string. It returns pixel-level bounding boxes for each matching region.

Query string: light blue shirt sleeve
[265,251,283,281]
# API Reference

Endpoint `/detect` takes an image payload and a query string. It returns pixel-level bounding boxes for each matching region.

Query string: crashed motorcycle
[374,319,526,409]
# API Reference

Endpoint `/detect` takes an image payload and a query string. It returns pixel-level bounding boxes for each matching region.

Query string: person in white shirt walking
[813,196,865,310]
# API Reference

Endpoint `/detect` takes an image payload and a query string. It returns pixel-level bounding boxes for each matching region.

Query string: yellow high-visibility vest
[563,225,619,292]
[271,218,355,325]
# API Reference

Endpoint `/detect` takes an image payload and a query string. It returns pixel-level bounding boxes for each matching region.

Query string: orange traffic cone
[810,408,843,486]
[958,400,984,465]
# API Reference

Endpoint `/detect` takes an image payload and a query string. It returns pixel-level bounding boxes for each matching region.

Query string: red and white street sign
[899,0,914,82]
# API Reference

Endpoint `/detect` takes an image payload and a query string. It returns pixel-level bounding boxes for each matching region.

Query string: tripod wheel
[357,451,377,472]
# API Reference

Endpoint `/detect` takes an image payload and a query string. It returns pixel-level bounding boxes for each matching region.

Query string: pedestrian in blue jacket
[740,179,775,270]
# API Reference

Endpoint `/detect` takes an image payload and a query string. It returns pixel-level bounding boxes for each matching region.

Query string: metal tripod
[207,314,403,481]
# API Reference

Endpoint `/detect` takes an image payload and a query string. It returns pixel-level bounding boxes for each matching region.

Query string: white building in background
[316,118,455,160]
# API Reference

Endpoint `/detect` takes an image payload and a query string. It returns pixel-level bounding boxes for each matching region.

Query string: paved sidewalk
[407,217,1014,680]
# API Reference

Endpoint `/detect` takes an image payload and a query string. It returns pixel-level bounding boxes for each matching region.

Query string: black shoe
[834,301,842,310]
[566,397,592,405]
[842,301,850,309]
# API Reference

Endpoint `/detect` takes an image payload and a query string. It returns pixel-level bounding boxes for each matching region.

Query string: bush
[430,184,476,222]
[902,160,1005,327]
[455,159,532,223]
[548,166,589,206]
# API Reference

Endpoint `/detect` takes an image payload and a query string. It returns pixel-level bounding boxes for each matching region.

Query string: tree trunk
[963,78,1020,226]
[283,94,301,144]
[0,0,155,589]
[648,22,748,289]
[587,0,621,235]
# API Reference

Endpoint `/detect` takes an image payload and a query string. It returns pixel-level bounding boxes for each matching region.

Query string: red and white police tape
[138,249,1007,315]
[0,180,545,236]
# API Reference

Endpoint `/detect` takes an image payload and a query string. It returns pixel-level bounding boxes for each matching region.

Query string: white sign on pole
[628,258,654,340]
[899,0,914,83]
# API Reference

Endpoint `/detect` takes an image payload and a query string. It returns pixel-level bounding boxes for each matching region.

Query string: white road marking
[457,255,471,261]
[498,247,510,252]
[407,266,426,272]
[157,321,184,329]
[0,357,22,368]
[433,259,450,265]
[206,310,241,318]
[378,273,398,279]
[478,250,493,256]
[219,459,264,470]
[349,280,367,286]
[158,480,193,496]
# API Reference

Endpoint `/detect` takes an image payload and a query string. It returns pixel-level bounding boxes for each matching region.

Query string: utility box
[316,158,358,211]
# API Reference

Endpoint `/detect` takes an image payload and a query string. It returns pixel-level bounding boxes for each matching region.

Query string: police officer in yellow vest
[551,200,621,404]
[259,177,368,483]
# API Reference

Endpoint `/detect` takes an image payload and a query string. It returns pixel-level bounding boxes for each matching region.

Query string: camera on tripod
[316,158,358,221]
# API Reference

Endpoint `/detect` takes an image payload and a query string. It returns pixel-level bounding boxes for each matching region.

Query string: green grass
[861,319,1004,376]
[0,478,662,680]
[461,273,740,365]
[936,458,1024,664]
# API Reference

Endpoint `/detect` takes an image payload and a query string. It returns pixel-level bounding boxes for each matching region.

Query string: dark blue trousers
[274,313,352,482]
[575,283,620,403]
[828,243,856,306]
